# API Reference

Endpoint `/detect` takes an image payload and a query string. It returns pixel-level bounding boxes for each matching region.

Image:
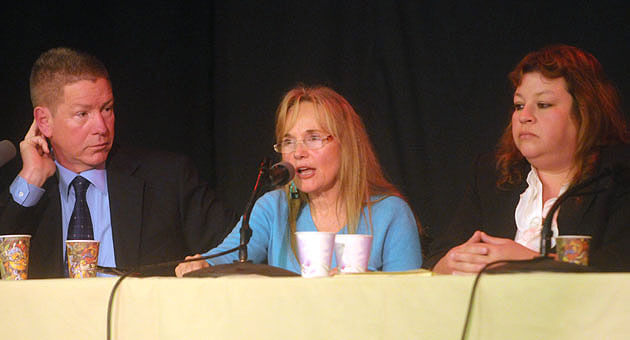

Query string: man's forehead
[61,78,112,97]
[54,77,113,110]
[62,76,110,89]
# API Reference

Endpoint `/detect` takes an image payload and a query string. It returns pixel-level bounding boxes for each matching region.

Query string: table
[1,271,628,339]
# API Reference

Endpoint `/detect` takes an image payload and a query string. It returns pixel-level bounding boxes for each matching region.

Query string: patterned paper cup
[66,240,100,278]
[0,235,31,280]
[555,235,591,266]
[334,234,373,274]
[295,232,335,278]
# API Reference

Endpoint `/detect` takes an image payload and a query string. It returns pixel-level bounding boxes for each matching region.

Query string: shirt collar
[525,166,541,196]
[525,166,570,198]
[55,161,108,199]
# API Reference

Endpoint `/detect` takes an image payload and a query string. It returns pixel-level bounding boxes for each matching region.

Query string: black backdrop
[1,1,629,246]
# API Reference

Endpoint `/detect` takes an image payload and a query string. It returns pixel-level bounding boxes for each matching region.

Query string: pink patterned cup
[295,232,335,278]
[334,234,373,273]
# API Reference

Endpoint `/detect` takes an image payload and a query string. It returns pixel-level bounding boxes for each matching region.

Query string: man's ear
[34,106,53,138]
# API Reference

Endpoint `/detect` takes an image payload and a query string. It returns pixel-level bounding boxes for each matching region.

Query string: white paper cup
[295,232,335,278]
[334,234,373,273]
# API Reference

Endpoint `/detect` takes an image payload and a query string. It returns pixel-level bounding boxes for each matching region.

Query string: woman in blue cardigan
[176,85,422,276]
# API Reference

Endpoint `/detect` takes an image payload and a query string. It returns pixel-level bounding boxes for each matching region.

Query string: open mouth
[297,166,315,178]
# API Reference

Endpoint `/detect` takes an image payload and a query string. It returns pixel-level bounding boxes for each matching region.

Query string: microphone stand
[487,166,614,273]
[186,157,298,277]
[540,166,613,257]
[238,157,269,262]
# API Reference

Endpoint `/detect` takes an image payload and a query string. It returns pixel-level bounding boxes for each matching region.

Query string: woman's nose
[292,142,308,158]
[517,105,535,123]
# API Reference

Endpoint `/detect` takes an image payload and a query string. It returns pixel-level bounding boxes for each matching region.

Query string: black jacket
[0,145,237,277]
[425,145,630,271]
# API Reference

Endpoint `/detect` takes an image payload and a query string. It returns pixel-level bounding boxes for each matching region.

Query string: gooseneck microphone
[540,165,617,257]
[98,159,298,276]
[0,140,17,168]
[237,158,270,262]
[104,158,297,340]
[238,159,295,262]
[268,161,295,187]
[460,165,622,340]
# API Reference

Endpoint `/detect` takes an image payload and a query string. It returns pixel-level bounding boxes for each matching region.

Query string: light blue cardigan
[203,189,422,273]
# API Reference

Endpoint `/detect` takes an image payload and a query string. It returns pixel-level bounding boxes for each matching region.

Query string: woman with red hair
[427,45,630,274]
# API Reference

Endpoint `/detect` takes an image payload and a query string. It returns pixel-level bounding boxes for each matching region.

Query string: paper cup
[66,240,100,278]
[295,232,335,278]
[555,235,591,266]
[0,235,31,280]
[334,234,373,273]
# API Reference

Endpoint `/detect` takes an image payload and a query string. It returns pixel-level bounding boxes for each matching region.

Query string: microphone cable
[105,245,240,340]
[459,247,602,338]
[461,165,619,338]
[459,257,547,340]
[104,157,297,339]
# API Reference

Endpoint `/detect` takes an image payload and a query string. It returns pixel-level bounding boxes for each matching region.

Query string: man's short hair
[29,47,110,109]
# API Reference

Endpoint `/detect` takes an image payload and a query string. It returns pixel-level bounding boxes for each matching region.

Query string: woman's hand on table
[433,230,538,275]
[477,231,538,263]
[433,231,490,275]
[175,254,210,277]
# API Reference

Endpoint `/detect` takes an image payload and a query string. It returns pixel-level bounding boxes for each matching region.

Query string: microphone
[486,165,619,273]
[182,157,297,277]
[540,164,618,257]
[99,158,300,279]
[0,140,16,167]
[268,161,295,187]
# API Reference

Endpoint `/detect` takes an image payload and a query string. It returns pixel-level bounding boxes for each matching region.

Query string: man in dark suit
[0,47,236,278]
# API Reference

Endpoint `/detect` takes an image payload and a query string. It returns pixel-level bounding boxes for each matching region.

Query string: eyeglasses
[273,135,333,153]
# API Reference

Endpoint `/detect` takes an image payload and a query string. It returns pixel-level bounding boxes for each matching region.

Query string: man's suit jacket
[0,145,237,278]
[424,145,630,271]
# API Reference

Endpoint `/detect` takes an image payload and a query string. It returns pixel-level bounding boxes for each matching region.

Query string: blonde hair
[274,85,413,255]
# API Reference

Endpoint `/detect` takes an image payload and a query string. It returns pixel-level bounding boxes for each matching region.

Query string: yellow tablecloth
[1,271,628,339]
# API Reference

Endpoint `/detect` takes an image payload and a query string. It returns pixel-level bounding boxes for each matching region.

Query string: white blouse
[514,167,568,252]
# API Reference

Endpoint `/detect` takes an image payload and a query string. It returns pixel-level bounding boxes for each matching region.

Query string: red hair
[496,45,629,188]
